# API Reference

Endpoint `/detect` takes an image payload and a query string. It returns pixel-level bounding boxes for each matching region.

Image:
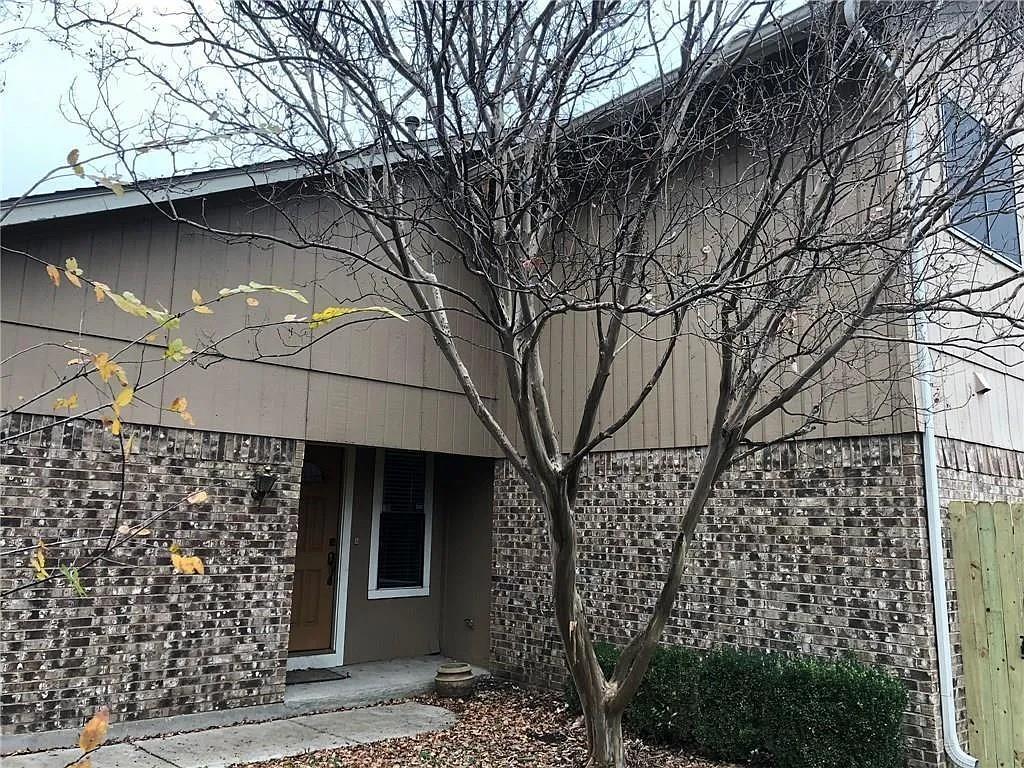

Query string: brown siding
[437,455,494,666]
[1,199,499,455]
[341,447,443,663]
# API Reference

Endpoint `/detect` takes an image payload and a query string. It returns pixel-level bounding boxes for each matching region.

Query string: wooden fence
[949,501,1023,768]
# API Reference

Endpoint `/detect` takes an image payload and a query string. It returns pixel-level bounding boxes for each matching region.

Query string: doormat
[286,667,351,685]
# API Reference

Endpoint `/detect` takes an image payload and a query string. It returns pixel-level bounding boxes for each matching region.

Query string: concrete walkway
[2,655,487,756]
[2,701,455,768]
[1,656,490,767]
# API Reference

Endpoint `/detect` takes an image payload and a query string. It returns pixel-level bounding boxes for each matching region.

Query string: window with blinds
[370,449,432,597]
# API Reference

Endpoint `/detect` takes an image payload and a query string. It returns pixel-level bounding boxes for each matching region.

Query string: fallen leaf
[78,706,110,753]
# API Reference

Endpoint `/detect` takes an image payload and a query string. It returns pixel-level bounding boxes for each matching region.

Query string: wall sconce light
[250,467,278,504]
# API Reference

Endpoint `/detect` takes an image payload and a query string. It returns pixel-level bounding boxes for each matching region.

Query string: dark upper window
[942,100,1021,265]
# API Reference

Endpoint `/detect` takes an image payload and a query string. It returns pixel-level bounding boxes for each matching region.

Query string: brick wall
[490,434,946,768]
[935,438,1024,751]
[0,414,303,734]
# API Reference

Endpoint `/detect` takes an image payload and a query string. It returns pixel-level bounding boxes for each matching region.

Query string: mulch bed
[242,680,737,768]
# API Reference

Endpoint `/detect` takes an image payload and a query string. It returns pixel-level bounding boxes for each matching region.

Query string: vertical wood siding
[1,198,499,454]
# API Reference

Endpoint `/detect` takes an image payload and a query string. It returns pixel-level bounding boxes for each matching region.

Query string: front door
[288,444,343,654]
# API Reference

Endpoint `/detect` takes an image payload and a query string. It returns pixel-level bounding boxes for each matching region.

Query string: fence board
[950,501,1024,768]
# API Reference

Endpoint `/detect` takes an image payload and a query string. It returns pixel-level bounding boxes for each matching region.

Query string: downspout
[842,3,979,767]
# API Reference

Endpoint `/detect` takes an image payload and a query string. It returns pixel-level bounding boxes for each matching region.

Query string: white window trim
[367,448,433,600]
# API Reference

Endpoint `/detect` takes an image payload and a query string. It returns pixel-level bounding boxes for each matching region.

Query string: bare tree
[11,1,1024,764]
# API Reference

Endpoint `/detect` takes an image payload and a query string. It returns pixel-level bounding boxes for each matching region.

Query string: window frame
[940,99,1023,270]
[367,448,433,600]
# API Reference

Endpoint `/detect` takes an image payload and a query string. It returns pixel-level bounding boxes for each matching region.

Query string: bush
[563,642,906,768]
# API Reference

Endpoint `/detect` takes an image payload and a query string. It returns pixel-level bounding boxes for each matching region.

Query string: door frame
[286,445,356,671]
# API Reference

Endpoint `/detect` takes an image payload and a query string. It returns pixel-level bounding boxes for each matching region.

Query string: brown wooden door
[288,445,343,654]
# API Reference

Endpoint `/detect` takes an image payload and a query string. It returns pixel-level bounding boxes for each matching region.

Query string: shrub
[563,642,906,768]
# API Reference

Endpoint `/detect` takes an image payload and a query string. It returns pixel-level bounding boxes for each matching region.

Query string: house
[2,7,1023,768]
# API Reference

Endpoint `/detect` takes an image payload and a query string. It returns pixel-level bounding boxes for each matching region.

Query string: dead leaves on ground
[239,685,737,768]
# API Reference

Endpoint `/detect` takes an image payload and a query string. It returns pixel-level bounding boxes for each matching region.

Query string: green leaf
[164,338,193,362]
[60,565,88,598]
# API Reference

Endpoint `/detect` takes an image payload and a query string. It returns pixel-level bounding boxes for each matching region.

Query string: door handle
[326,550,337,586]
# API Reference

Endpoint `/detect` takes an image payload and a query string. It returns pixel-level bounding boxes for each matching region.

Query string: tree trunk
[546,485,630,768]
[584,699,625,768]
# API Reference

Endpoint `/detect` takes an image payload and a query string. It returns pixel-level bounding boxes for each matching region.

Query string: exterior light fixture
[250,467,278,503]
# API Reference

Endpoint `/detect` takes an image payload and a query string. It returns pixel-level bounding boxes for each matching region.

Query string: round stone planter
[434,661,475,698]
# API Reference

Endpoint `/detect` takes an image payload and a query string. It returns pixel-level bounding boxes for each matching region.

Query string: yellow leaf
[124,434,135,454]
[308,305,405,330]
[113,387,134,414]
[145,334,158,342]
[191,289,203,304]
[30,540,48,580]
[168,542,183,555]
[93,353,125,384]
[65,271,82,288]
[186,489,209,505]
[46,264,61,287]
[181,411,195,426]
[65,257,83,276]
[78,706,110,753]
[171,551,205,575]
[93,282,108,302]
[53,393,79,411]
[114,386,134,407]
[101,416,122,436]
[73,165,85,178]
[97,176,125,196]
[246,297,259,307]
[193,305,214,315]
[168,396,188,413]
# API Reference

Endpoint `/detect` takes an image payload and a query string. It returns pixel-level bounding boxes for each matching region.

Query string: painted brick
[0,414,303,734]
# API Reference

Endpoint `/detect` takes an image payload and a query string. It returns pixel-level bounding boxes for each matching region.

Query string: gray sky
[1,31,99,199]
[1,0,779,201]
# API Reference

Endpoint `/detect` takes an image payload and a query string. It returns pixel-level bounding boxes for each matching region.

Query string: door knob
[327,550,337,585]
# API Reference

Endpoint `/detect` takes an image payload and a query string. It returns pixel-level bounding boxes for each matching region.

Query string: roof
[1,3,815,227]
